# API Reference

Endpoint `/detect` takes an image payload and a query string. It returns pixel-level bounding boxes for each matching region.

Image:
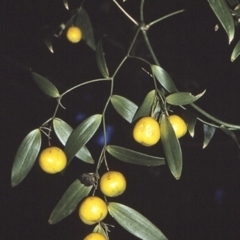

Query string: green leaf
[11,129,42,187]
[182,109,198,137]
[32,72,60,98]
[151,65,178,93]
[231,40,240,61]
[65,114,102,164]
[93,223,109,239]
[53,118,94,164]
[166,90,206,106]
[203,124,216,148]
[208,0,235,43]
[220,125,240,149]
[111,95,138,123]
[108,202,168,240]
[106,145,165,166]
[62,0,69,10]
[74,7,96,50]
[96,39,109,78]
[49,179,92,224]
[133,90,156,122]
[160,115,182,180]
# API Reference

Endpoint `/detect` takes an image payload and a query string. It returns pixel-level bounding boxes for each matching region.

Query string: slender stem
[61,78,110,97]
[140,0,145,22]
[112,0,139,26]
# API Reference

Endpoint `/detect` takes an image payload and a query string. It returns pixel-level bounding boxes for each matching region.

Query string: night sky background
[1,0,240,239]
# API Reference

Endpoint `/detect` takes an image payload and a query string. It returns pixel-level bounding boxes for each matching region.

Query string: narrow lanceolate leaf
[166,90,206,106]
[108,202,168,240]
[231,40,240,61]
[74,7,96,50]
[62,0,69,10]
[49,179,92,224]
[160,115,182,180]
[203,124,216,148]
[65,114,102,163]
[220,125,240,149]
[182,109,198,137]
[32,72,60,97]
[11,129,42,187]
[106,145,165,166]
[133,90,156,122]
[96,39,109,78]
[208,0,235,43]
[53,118,94,164]
[151,65,178,93]
[111,95,138,123]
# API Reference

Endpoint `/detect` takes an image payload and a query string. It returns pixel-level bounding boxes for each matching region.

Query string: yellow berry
[66,26,82,43]
[168,115,187,138]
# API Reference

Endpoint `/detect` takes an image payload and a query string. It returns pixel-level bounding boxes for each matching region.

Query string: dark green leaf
[49,179,92,224]
[226,0,239,7]
[111,95,138,123]
[106,145,165,166]
[160,115,182,180]
[65,114,102,164]
[151,65,178,93]
[133,90,156,122]
[11,129,42,187]
[166,90,206,106]
[208,0,235,43]
[231,40,240,61]
[182,109,198,137]
[203,124,216,148]
[74,7,96,50]
[108,202,168,240]
[32,72,60,97]
[53,118,94,164]
[96,39,109,78]
[220,125,240,149]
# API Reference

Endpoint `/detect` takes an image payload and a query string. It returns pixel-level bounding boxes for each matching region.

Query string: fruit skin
[83,232,106,240]
[38,147,67,174]
[79,196,108,225]
[66,26,82,43]
[133,117,160,146]
[168,115,187,138]
[100,171,126,197]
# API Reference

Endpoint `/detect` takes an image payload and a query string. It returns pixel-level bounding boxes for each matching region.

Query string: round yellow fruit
[168,115,187,138]
[83,232,106,240]
[79,196,108,225]
[100,171,126,197]
[66,26,82,43]
[133,117,160,146]
[38,147,67,174]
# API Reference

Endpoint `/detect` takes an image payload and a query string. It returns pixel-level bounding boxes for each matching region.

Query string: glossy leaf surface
[203,124,216,148]
[65,114,102,163]
[96,39,109,78]
[49,179,92,224]
[108,202,168,240]
[133,90,156,122]
[166,90,206,106]
[11,129,41,186]
[106,145,165,166]
[208,0,234,43]
[182,109,198,137]
[53,118,94,164]
[111,95,138,123]
[32,72,60,97]
[151,65,178,93]
[160,115,182,179]
[231,40,240,61]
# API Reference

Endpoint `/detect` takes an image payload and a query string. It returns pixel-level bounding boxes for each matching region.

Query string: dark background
[1,0,240,239]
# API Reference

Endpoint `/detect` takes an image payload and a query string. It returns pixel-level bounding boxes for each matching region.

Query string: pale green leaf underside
[49,179,92,224]
[96,39,109,78]
[32,72,60,97]
[203,124,216,148]
[160,115,182,179]
[220,125,240,149]
[11,129,42,187]
[106,145,165,166]
[53,118,94,164]
[231,40,240,61]
[208,0,235,43]
[108,202,168,240]
[111,95,138,123]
